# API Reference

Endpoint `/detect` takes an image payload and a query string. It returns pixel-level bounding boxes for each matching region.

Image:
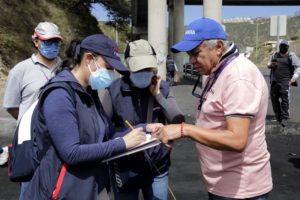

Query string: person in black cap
[267,39,300,127]
[22,34,162,200]
[155,18,272,200]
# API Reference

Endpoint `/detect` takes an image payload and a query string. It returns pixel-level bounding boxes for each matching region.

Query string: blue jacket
[24,70,127,200]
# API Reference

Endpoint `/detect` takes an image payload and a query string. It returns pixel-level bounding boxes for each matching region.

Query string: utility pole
[115,22,118,45]
[255,21,264,64]
[255,22,259,63]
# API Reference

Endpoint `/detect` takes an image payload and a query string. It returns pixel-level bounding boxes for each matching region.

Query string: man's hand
[154,124,181,148]
[268,61,277,69]
[146,123,163,135]
[289,79,296,85]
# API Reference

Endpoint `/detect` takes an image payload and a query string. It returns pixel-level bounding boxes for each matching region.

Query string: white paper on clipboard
[102,135,161,163]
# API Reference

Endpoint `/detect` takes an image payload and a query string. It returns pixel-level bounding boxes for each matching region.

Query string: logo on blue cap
[185,30,196,35]
[171,18,227,53]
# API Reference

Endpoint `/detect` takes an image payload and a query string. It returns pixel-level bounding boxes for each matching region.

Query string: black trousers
[270,81,290,121]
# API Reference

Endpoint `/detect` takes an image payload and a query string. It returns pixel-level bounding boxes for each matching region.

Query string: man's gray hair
[202,40,230,50]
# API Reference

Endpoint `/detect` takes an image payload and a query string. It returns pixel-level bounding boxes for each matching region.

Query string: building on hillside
[264,41,278,48]
[223,18,253,23]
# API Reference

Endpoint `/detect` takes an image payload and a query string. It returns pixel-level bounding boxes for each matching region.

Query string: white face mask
[87,59,114,90]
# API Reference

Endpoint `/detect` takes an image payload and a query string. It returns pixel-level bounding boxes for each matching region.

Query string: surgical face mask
[39,40,60,59]
[279,45,289,54]
[88,59,114,90]
[130,71,154,89]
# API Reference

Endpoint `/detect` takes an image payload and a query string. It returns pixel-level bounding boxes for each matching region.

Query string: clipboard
[102,134,161,163]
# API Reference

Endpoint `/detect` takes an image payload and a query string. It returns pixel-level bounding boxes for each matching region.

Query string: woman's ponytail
[56,39,82,74]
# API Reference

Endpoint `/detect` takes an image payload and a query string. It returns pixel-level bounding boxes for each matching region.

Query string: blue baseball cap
[171,18,227,53]
[80,34,128,73]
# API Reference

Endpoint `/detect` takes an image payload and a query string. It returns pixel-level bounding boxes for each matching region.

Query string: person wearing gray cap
[2,21,63,200]
[267,39,300,127]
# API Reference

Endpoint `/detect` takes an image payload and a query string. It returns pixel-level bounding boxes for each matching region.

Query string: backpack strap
[38,82,77,109]
[288,53,295,78]
[146,97,154,123]
[35,82,77,161]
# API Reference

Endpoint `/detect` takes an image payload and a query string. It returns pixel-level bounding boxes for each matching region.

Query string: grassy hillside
[0,0,101,79]
[225,16,300,67]
[1,1,300,79]
[98,21,130,53]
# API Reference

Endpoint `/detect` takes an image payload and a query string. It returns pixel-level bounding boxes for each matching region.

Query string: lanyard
[198,52,239,111]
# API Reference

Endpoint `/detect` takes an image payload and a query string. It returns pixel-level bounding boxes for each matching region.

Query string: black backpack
[8,82,76,182]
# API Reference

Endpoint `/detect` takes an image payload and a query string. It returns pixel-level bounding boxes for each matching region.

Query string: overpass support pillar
[173,0,185,77]
[148,0,167,79]
[203,0,223,83]
[203,0,222,23]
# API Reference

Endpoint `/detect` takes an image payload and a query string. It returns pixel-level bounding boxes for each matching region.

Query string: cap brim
[171,40,202,53]
[37,35,64,40]
[126,55,157,72]
[105,57,129,74]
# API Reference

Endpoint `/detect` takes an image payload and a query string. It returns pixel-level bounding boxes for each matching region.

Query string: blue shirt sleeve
[42,88,126,165]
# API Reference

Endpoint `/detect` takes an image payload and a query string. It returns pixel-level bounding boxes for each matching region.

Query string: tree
[52,0,131,31]
[96,0,131,31]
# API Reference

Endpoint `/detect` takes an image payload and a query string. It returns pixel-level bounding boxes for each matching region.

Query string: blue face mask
[39,40,60,59]
[88,60,114,90]
[130,71,154,89]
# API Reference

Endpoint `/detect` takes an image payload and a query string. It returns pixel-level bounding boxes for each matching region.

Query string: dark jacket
[24,70,126,200]
[166,57,176,73]
[108,76,184,176]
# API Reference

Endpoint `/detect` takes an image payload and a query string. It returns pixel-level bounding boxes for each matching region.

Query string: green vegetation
[0,0,131,77]
[98,21,130,53]
[225,16,300,67]
[0,0,101,75]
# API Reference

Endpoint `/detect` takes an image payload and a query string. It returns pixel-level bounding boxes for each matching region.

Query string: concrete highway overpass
[131,0,300,78]
[185,0,300,5]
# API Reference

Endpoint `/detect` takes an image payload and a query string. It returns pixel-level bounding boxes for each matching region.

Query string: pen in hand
[122,120,146,150]
[124,120,135,130]
[125,120,152,142]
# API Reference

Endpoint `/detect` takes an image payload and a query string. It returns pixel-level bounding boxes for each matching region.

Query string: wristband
[180,122,185,138]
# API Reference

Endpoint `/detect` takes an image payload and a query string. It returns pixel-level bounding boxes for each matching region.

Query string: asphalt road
[0,68,299,200]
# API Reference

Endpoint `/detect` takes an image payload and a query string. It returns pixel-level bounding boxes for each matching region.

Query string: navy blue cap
[80,34,128,72]
[171,18,227,53]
